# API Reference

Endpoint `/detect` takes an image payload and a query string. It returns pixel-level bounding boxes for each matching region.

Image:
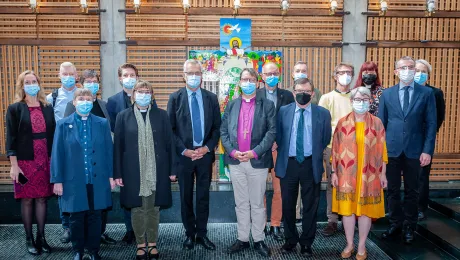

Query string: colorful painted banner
[220,18,251,57]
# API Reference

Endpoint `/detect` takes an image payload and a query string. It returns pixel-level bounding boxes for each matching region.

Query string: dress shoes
[60,228,71,243]
[403,226,415,244]
[88,253,102,260]
[418,211,427,221]
[36,234,51,253]
[296,219,302,226]
[26,237,40,255]
[356,250,368,260]
[321,222,338,237]
[341,247,355,258]
[281,242,297,254]
[183,236,195,250]
[122,231,135,244]
[381,226,402,239]
[73,252,84,260]
[100,233,117,245]
[254,241,271,257]
[196,236,216,250]
[227,239,250,254]
[270,226,285,241]
[300,245,313,257]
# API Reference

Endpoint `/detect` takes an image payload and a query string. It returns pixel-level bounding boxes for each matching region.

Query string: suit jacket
[113,106,174,209]
[275,103,331,184]
[64,99,110,122]
[378,83,437,158]
[256,87,295,114]
[167,87,221,158]
[6,102,56,160]
[220,94,276,169]
[50,114,113,213]
[426,84,445,132]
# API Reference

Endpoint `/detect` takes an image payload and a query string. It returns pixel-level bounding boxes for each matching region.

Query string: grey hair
[350,86,371,100]
[395,56,415,69]
[73,88,93,100]
[60,62,77,73]
[415,59,432,74]
[333,62,354,76]
[183,59,202,72]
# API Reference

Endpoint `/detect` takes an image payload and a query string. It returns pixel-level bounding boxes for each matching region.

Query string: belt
[32,132,47,140]
[289,156,312,160]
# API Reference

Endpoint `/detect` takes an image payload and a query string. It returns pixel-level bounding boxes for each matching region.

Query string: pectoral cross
[243,129,249,140]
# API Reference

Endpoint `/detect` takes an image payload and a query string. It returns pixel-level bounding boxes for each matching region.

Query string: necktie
[191,92,203,144]
[403,86,410,115]
[296,108,305,163]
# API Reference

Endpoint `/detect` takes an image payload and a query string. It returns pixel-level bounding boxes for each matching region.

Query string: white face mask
[399,69,416,84]
[338,74,352,86]
[352,101,370,114]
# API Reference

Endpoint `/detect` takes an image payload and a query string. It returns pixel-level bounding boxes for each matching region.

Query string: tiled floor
[0,223,390,260]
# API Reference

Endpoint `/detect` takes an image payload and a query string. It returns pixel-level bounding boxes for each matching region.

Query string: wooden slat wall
[38,15,99,40]
[0,0,99,8]
[369,0,460,11]
[126,15,186,40]
[0,15,37,39]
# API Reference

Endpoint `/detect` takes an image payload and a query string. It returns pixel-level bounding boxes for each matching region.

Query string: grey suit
[64,99,110,121]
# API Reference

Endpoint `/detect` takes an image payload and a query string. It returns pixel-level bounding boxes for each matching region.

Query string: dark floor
[0,223,390,260]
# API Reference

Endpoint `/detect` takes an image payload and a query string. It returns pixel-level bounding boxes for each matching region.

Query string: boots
[26,237,40,255]
[36,233,52,253]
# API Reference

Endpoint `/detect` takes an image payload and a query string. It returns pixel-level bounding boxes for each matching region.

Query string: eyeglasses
[336,71,353,76]
[84,80,98,84]
[352,98,370,103]
[184,72,202,76]
[136,91,152,94]
[241,78,258,83]
[263,72,280,77]
[295,90,313,94]
[397,65,415,70]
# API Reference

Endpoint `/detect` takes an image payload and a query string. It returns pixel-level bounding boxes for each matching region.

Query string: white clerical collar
[81,116,88,121]
[140,109,147,112]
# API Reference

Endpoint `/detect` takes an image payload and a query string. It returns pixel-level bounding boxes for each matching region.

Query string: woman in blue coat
[51,88,114,260]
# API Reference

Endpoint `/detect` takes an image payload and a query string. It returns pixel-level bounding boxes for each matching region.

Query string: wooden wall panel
[0,15,37,39]
[126,15,186,40]
[368,0,460,11]
[38,15,99,40]
[0,46,39,155]
[127,46,186,109]
[0,0,99,8]
[366,48,460,157]
[125,0,340,9]
[283,17,342,41]
[367,18,460,41]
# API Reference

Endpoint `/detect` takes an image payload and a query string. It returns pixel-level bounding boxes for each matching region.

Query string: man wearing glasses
[257,62,295,241]
[378,56,436,244]
[318,62,355,236]
[275,78,331,257]
[167,59,221,251]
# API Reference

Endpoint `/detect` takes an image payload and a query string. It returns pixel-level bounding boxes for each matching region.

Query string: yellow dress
[332,122,387,218]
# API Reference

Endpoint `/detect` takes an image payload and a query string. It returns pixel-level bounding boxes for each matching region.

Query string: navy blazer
[275,103,331,184]
[378,83,437,158]
[50,114,113,213]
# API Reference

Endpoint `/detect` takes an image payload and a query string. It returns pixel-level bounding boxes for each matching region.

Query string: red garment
[14,106,53,199]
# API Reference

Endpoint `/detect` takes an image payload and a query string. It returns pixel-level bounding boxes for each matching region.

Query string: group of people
[6,55,444,260]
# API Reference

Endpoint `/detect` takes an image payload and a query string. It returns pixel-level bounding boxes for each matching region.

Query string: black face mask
[362,74,377,85]
[295,93,311,106]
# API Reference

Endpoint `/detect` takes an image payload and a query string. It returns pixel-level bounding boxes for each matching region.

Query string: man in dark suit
[378,56,437,244]
[167,59,221,251]
[221,68,276,257]
[414,59,446,221]
[257,62,294,241]
[275,78,331,257]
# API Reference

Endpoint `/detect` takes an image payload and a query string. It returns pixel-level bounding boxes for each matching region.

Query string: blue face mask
[352,101,369,115]
[83,83,99,95]
[61,76,76,89]
[187,75,201,89]
[265,75,279,87]
[24,84,40,96]
[293,73,308,81]
[75,100,93,115]
[240,82,256,95]
[122,77,136,89]
[414,72,428,85]
[135,93,152,107]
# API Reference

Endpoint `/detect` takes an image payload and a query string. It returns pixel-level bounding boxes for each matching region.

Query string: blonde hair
[131,80,155,103]
[14,70,49,106]
[60,62,77,74]
[334,62,355,76]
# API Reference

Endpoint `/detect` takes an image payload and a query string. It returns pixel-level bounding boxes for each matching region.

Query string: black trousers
[418,160,432,213]
[281,157,320,246]
[69,184,102,254]
[179,153,212,237]
[101,210,108,234]
[387,153,421,229]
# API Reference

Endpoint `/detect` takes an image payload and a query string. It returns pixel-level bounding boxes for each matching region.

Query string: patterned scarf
[134,106,157,197]
[331,112,385,205]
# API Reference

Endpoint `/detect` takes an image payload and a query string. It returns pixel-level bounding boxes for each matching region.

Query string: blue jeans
[59,197,70,229]
[124,208,133,232]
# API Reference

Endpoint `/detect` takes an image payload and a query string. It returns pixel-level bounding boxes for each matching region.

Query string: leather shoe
[270,226,284,241]
[321,222,338,237]
[122,231,135,244]
[196,236,216,250]
[183,236,195,250]
[36,234,51,253]
[418,211,427,221]
[281,242,297,254]
[101,233,117,245]
[381,226,402,239]
[296,219,302,226]
[26,237,40,255]
[60,228,71,243]
[300,245,313,257]
[227,239,250,254]
[403,226,415,244]
[73,252,83,260]
[254,241,271,257]
[88,253,102,260]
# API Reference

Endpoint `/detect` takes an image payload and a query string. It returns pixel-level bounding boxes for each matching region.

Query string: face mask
[414,72,428,85]
[295,93,311,106]
[122,77,136,89]
[240,82,256,95]
[187,75,201,89]
[398,69,415,84]
[362,74,377,86]
[135,93,152,107]
[83,83,99,95]
[24,84,40,96]
[352,100,369,114]
[293,73,308,81]
[265,75,279,87]
[61,76,76,89]
[75,100,93,115]
[338,74,352,86]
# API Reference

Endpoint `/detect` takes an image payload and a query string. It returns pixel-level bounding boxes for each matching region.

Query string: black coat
[6,101,56,160]
[113,105,175,209]
[256,87,295,115]
[426,84,446,132]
